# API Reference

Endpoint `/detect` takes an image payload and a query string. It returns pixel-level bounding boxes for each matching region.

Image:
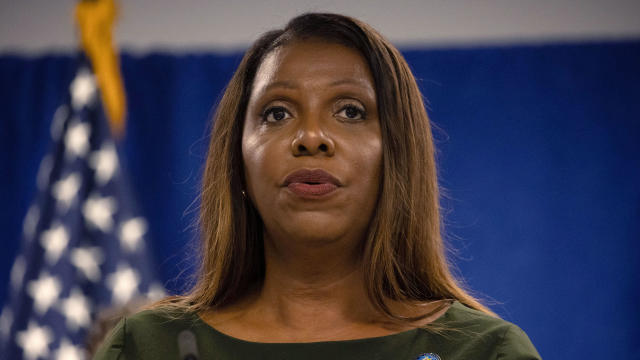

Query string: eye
[262,106,291,123]
[336,104,366,121]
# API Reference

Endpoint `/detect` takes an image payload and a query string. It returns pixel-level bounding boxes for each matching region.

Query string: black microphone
[178,330,199,360]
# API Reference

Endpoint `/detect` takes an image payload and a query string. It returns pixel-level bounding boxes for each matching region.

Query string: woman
[95,13,540,359]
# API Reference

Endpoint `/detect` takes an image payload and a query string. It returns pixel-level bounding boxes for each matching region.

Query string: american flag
[0,59,165,360]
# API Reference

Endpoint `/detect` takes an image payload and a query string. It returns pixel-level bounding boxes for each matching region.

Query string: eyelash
[336,104,367,121]
[260,102,367,123]
[261,106,290,123]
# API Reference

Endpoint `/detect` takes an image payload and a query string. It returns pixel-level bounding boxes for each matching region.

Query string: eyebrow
[264,80,298,92]
[329,79,372,88]
[263,78,373,92]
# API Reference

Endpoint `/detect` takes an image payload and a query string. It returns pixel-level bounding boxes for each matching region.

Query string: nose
[291,117,335,157]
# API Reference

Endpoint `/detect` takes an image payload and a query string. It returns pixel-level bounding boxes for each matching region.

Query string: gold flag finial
[75,0,126,137]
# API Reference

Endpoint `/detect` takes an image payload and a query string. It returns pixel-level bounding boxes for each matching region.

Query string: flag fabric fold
[0,57,164,360]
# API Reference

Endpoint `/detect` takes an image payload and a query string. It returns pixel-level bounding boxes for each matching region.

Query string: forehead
[251,40,375,94]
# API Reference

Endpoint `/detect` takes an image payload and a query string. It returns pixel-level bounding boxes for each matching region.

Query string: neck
[200,231,453,342]
[254,230,376,331]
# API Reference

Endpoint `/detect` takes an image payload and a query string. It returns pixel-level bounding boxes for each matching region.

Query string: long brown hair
[172,13,494,320]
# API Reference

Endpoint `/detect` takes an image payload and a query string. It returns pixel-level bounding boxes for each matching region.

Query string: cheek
[342,129,383,211]
[242,131,284,198]
[354,130,383,184]
[242,132,264,194]
[365,145,383,201]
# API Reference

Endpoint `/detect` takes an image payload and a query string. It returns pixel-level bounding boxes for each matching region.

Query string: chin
[274,215,353,245]
[294,227,345,244]
[295,222,346,241]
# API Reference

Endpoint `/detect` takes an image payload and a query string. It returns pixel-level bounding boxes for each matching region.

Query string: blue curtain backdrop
[1,41,639,358]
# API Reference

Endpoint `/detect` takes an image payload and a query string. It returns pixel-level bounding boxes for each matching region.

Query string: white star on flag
[23,205,40,239]
[26,272,62,315]
[119,217,147,252]
[36,155,53,191]
[10,256,26,291]
[57,288,91,331]
[40,223,69,264]
[0,308,12,338]
[70,247,104,282]
[54,339,85,360]
[82,194,117,232]
[16,322,53,360]
[64,121,91,159]
[70,68,96,110]
[50,105,69,140]
[89,142,119,185]
[106,264,141,305]
[52,173,81,211]
[147,282,168,301]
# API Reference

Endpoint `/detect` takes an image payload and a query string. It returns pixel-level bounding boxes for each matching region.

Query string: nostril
[319,144,328,152]
[298,144,307,153]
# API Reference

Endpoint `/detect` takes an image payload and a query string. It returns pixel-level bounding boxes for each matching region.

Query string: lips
[283,169,341,197]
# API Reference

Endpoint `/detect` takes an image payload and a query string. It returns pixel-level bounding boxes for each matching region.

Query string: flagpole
[75,0,126,138]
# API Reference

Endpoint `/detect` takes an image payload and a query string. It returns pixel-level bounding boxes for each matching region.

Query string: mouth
[283,169,341,197]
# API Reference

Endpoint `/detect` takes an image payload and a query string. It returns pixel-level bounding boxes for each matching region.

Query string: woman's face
[242,40,382,246]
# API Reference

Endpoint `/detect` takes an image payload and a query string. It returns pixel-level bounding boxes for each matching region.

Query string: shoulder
[125,307,197,331]
[423,302,541,359]
[438,301,512,332]
[93,307,200,360]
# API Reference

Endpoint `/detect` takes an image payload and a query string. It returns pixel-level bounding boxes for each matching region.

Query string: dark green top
[93,301,541,359]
